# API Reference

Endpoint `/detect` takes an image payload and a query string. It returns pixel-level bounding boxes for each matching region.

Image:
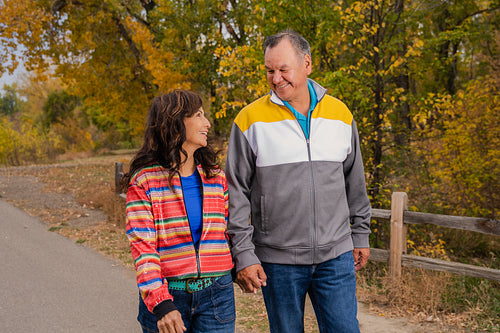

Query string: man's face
[264,39,311,104]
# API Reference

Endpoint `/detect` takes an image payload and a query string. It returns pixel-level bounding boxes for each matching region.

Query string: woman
[124,90,235,333]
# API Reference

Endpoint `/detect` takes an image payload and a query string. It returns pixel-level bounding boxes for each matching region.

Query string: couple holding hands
[125,30,371,333]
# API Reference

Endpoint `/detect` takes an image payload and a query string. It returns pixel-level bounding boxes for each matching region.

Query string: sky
[0,43,28,92]
[0,65,26,91]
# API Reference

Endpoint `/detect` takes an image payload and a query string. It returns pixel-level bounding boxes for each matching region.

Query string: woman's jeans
[137,273,235,333]
[261,251,360,333]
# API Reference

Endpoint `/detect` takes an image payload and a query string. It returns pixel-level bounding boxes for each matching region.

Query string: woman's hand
[157,310,186,333]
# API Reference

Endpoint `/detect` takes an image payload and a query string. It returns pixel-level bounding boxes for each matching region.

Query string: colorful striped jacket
[126,164,233,313]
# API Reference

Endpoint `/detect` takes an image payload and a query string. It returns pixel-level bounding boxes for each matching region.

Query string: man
[226,29,371,333]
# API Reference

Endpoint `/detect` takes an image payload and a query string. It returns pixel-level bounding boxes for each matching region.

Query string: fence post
[389,192,408,279]
[115,162,124,193]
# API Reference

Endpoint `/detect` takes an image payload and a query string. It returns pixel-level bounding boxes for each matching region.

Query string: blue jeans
[137,274,235,333]
[261,251,360,333]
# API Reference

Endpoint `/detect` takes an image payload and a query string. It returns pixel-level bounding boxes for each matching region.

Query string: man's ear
[304,54,312,75]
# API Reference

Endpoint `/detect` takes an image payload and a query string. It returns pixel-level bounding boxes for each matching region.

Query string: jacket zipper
[283,99,318,264]
[293,114,317,265]
[306,137,317,264]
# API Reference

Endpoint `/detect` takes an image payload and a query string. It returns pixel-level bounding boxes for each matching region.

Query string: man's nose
[272,72,282,84]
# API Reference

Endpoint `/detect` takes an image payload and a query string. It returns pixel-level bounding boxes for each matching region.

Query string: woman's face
[182,107,211,155]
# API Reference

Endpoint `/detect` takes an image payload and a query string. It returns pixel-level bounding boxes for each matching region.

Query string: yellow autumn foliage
[418,74,499,218]
[215,43,268,122]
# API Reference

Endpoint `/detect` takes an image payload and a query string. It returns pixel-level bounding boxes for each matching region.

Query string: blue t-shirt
[181,169,203,247]
[282,80,318,139]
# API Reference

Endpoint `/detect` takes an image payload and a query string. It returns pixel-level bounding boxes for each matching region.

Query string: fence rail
[114,163,500,282]
[373,208,500,236]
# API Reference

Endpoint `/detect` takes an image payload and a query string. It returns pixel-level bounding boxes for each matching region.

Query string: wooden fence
[371,192,500,282]
[115,163,500,282]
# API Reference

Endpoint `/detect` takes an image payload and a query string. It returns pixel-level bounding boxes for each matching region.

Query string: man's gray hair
[263,29,311,59]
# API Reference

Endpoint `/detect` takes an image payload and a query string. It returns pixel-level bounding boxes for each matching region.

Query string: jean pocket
[211,274,236,323]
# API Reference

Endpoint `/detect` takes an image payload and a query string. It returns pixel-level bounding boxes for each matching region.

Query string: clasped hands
[234,248,370,294]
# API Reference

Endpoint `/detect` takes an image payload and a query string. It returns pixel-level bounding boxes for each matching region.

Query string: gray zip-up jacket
[226,80,371,272]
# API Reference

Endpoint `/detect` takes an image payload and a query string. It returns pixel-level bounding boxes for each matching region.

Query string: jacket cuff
[153,300,177,321]
[351,233,370,248]
[235,249,261,272]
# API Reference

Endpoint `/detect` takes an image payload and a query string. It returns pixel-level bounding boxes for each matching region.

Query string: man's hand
[157,310,186,333]
[353,248,370,271]
[235,264,267,294]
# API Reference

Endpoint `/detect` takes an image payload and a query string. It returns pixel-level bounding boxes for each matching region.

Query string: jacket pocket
[260,195,268,234]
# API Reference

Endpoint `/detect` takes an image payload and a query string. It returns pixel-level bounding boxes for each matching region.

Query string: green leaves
[0,85,22,116]
[42,90,81,127]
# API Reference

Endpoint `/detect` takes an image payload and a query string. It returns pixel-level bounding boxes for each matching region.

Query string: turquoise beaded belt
[167,277,216,293]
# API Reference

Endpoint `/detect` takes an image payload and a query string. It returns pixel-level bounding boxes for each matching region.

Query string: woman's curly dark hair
[123,89,218,189]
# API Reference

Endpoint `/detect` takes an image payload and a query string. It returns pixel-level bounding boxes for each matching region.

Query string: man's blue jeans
[137,273,235,333]
[261,251,360,333]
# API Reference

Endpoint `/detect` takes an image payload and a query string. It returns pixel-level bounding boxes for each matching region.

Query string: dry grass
[39,162,133,267]
[234,291,270,332]
[357,267,452,317]
[356,262,499,332]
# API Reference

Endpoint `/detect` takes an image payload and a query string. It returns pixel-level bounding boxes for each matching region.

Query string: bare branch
[51,0,84,13]
[122,1,150,27]
[457,6,500,26]
[139,0,156,13]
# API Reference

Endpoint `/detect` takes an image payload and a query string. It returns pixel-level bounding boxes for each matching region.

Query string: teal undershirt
[282,80,318,139]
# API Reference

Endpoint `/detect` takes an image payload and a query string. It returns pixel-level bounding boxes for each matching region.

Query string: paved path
[0,199,140,332]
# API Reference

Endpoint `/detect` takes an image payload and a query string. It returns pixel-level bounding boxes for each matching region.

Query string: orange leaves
[124,17,187,93]
[0,1,52,75]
